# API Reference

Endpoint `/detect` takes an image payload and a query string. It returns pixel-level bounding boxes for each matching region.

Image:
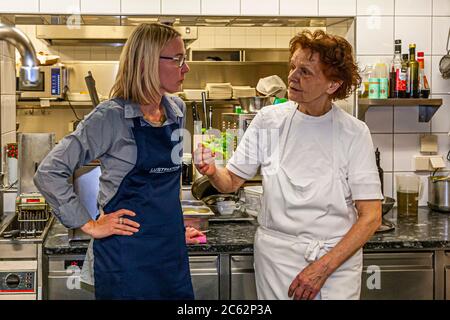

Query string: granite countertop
[43,207,450,255]
[365,207,450,251]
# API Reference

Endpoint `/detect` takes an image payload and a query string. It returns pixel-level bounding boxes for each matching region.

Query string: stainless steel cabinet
[46,255,94,300]
[445,252,450,300]
[190,255,220,300]
[230,255,257,300]
[361,252,434,300]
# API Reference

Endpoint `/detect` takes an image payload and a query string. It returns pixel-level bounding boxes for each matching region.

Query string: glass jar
[359,64,374,98]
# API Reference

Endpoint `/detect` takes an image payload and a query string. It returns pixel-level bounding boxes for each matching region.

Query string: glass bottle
[402,53,410,98]
[375,62,388,99]
[390,40,403,98]
[408,44,420,98]
[359,65,374,98]
[417,51,430,98]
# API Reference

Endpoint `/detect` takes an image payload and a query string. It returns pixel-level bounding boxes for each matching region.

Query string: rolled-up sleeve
[348,125,384,201]
[33,106,114,229]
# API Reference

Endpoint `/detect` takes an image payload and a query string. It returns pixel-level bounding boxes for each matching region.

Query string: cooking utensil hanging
[439,27,450,79]
[85,71,101,107]
[201,91,208,128]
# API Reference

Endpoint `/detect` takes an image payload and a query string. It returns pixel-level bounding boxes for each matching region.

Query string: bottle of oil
[408,44,420,98]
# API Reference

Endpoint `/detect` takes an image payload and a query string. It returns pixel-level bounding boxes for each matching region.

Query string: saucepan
[427,175,450,212]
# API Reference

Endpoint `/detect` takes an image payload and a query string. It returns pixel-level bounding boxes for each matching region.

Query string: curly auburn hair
[289,30,361,101]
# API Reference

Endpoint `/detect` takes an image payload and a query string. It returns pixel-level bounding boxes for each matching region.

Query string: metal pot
[427,176,450,212]
[238,96,272,113]
[191,175,220,200]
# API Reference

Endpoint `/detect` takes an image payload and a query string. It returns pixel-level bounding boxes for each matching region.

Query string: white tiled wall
[0,0,39,13]
[394,0,432,16]
[81,0,121,15]
[319,0,356,16]
[280,0,318,16]
[201,0,241,16]
[39,0,80,14]
[162,0,201,15]
[357,0,395,16]
[241,0,279,16]
[121,0,160,15]
[358,0,450,204]
[0,20,17,190]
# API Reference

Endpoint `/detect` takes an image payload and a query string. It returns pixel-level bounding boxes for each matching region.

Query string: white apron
[254,104,363,300]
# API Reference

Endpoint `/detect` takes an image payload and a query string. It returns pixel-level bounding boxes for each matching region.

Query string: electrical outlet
[414,156,430,171]
[430,156,446,169]
[414,155,446,171]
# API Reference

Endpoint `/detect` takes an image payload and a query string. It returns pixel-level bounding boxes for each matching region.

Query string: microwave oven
[18,65,68,100]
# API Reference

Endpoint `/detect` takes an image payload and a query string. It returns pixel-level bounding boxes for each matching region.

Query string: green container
[379,78,389,99]
[368,77,380,99]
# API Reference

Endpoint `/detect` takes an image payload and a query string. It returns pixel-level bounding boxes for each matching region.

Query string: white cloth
[80,239,95,286]
[256,75,287,98]
[226,100,382,300]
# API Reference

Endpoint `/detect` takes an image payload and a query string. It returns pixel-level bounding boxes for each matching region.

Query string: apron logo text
[148,166,181,174]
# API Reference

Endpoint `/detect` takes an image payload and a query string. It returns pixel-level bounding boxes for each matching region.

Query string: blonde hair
[110,23,181,105]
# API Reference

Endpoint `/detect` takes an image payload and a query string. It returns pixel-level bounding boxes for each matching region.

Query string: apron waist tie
[304,240,325,263]
[259,226,340,263]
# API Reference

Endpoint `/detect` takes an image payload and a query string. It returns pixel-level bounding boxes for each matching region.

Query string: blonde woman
[34,23,203,300]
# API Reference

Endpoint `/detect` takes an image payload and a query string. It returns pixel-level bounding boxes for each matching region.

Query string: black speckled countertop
[365,207,450,251]
[43,207,450,256]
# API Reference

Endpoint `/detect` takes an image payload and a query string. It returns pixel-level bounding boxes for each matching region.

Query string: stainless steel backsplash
[63,60,289,94]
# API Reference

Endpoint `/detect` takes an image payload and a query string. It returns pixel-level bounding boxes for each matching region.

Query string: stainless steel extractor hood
[36,25,198,47]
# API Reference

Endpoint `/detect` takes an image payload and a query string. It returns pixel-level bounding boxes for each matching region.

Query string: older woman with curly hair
[195,30,382,300]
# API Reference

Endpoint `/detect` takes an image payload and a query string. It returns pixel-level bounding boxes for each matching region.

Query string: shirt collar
[123,94,184,121]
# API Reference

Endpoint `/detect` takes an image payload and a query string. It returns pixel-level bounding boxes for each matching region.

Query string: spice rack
[357,98,443,122]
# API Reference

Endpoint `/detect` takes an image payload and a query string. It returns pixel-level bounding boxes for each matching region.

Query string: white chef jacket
[227,100,382,239]
[226,101,382,299]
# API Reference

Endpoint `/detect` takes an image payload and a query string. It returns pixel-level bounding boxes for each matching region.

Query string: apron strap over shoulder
[132,117,141,128]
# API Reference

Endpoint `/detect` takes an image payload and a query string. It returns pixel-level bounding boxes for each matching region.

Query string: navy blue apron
[93,98,194,300]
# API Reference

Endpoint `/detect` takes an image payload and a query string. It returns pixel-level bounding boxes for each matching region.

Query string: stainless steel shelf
[357,98,443,122]
[183,99,239,105]
[17,100,94,109]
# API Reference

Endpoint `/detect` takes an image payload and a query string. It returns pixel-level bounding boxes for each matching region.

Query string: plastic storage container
[243,186,263,217]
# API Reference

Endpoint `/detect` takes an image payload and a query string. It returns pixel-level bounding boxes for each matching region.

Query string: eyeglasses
[159,55,187,68]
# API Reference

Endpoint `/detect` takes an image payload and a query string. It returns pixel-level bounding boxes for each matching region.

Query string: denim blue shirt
[34,94,186,229]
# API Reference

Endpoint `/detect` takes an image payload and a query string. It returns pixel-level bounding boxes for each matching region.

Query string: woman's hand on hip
[288,260,330,300]
[194,143,216,176]
[80,209,140,239]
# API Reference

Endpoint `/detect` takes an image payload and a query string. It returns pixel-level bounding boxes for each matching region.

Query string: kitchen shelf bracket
[357,98,443,123]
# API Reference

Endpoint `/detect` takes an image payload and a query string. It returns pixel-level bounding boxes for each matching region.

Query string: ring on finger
[119,217,124,225]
